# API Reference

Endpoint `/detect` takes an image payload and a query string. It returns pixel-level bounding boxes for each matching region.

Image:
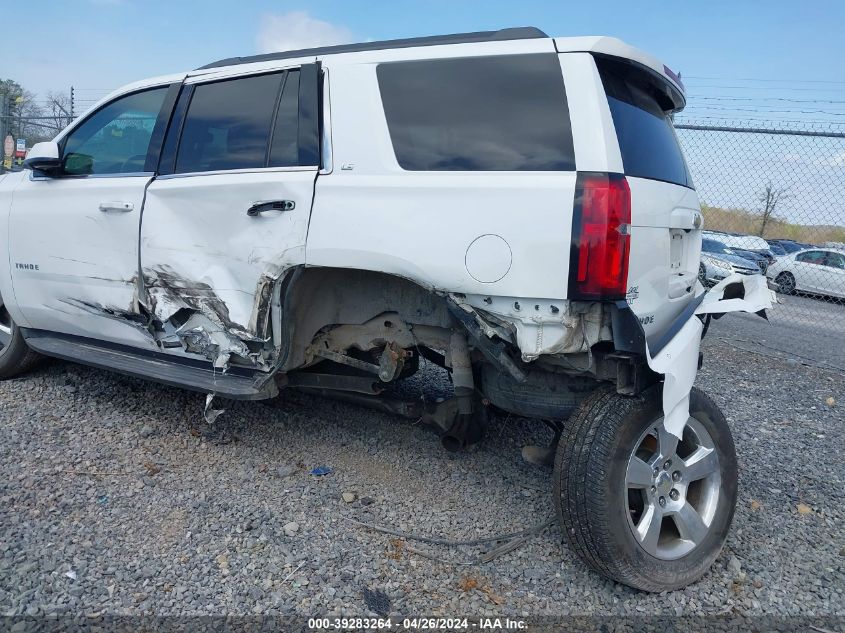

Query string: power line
[689,96,845,105]
[685,75,845,85]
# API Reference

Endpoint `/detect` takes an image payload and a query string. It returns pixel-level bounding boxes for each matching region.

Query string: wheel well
[278,267,454,371]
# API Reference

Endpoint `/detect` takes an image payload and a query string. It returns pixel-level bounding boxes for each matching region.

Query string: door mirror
[22,141,62,176]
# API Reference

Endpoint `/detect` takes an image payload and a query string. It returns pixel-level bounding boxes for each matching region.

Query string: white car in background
[767,248,845,299]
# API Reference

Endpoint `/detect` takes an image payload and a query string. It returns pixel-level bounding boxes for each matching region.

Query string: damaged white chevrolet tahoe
[0,28,773,591]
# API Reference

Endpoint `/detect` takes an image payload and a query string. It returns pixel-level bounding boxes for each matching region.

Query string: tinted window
[269,70,300,167]
[768,242,786,256]
[596,57,693,188]
[377,54,575,171]
[62,88,167,175]
[825,252,845,269]
[702,239,731,254]
[176,73,283,174]
[797,251,825,264]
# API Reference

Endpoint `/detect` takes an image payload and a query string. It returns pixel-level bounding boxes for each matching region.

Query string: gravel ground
[0,334,843,620]
[709,291,845,372]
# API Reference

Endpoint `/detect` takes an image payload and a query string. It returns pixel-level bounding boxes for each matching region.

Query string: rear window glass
[377,54,575,171]
[596,56,693,188]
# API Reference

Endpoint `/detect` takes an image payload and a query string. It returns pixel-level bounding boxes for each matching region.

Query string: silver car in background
[699,238,761,286]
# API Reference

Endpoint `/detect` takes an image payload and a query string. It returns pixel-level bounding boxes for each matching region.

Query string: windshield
[702,239,732,255]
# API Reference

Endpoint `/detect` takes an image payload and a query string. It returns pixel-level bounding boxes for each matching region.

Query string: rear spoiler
[594,53,686,112]
[554,36,686,111]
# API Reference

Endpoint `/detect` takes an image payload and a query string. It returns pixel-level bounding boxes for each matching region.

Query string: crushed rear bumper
[646,274,774,438]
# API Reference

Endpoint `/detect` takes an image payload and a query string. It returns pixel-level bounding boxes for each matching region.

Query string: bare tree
[43,91,73,132]
[758,181,789,237]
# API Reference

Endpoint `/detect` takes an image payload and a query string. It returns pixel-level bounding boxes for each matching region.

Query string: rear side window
[269,70,300,167]
[826,252,845,269]
[377,54,575,171]
[176,73,282,174]
[596,56,693,188]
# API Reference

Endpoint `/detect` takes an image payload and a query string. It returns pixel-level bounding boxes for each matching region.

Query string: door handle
[246,200,295,216]
[99,201,134,213]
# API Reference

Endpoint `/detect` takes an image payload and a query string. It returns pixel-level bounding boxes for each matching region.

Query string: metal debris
[203,393,226,424]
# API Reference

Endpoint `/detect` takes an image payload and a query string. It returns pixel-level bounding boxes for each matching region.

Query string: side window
[268,70,301,167]
[377,54,575,171]
[62,88,168,175]
[175,73,283,174]
[825,252,845,269]
[797,251,825,264]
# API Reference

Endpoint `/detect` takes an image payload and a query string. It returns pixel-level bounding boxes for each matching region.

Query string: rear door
[592,55,700,338]
[794,250,826,292]
[140,64,319,354]
[822,251,845,297]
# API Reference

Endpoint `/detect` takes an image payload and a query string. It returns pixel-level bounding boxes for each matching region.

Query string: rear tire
[0,298,41,379]
[775,272,795,295]
[553,385,737,591]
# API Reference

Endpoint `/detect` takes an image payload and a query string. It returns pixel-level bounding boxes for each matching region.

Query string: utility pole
[70,86,75,120]
[0,93,7,148]
[0,93,7,172]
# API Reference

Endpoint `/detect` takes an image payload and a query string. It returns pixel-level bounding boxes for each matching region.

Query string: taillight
[568,172,631,300]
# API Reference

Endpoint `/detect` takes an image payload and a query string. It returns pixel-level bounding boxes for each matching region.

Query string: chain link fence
[675,119,845,321]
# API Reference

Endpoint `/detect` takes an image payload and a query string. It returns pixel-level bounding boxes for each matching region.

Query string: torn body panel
[137,168,316,370]
[453,294,612,361]
[647,274,774,439]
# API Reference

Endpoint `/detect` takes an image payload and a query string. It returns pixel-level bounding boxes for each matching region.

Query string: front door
[139,65,319,364]
[8,85,175,348]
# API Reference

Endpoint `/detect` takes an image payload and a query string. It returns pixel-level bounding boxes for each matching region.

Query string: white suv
[0,27,771,591]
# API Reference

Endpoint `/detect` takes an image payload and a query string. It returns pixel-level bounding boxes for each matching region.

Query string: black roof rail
[196,26,549,70]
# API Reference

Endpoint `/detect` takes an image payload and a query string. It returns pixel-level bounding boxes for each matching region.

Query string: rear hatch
[594,55,702,338]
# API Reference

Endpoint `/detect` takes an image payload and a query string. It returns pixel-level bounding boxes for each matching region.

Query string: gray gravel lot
[1,311,843,619]
[710,292,845,371]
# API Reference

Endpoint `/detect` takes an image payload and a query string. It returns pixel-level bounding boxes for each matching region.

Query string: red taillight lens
[568,172,631,300]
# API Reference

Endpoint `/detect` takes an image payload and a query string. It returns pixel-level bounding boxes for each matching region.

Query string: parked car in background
[729,247,769,274]
[767,239,809,257]
[767,248,845,300]
[704,230,776,264]
[699,238,761,285]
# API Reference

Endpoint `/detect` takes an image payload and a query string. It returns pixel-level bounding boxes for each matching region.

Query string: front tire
[775,272,796,295]
[0,298,41,379]
[553,385,737,591]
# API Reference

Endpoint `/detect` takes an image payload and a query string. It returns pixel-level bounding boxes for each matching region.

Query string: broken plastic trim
[646,274,774,439]
[447,298,528,383]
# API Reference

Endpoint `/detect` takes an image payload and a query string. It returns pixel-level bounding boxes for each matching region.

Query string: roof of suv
[197,27,549,70]
[195,26,685,101]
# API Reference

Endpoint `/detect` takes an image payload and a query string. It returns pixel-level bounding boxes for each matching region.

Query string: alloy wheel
[776,273,795,294]
[624,416,721,560]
